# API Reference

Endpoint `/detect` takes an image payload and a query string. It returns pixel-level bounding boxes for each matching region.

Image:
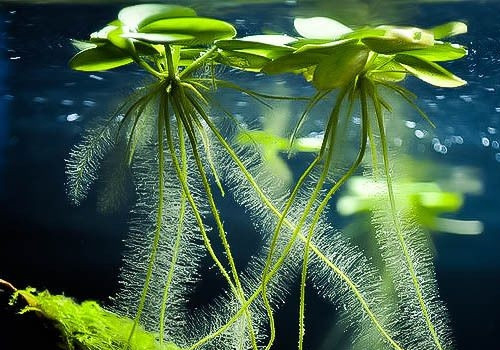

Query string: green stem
[134,56,164,79]
[164,45,176,79]
[126,91,166,348]
[179,47,217,79]
[175,88,258,350]
[296,89,347,350]
[368,80,443,350]
[159,100,187,344]
[188,87,403,350]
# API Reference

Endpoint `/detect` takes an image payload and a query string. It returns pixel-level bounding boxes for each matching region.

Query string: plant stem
[159,98,187,345]
[179,47,217,79]
[176,88,258,350]
[126,92,166,348]
[368,80,443,350]
[188,96,404,350]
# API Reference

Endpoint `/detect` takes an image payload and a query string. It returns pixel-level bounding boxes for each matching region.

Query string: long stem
[188,92,404,350]
[126,91,166,348]
[298,84,366,350]
[166,92,263,349]
[175,88,258,350]
[159,100,187,344]
[368,80,443,350]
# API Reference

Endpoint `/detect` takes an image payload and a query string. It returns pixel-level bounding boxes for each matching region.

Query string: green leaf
[395,54,466,87]
[416,191,463,212]
[369,57,407,82]
[312,45,369,90]
[70,39,97,51]
[262,51,327,74]
[294,17,352,40]
[90,25,118,42]
[398,42,467,62]
[139,17,236,45]
[362,26,434,54]
[108,26,135,54]
[342,27,387,40]
[216,35,295,60]
[294,38,358,54]
[216,50,271,71]
[429,21,467,39]
[216,35,296,51]
[118,4,197,30]
[69,45,133,71]
[122,32,195,44]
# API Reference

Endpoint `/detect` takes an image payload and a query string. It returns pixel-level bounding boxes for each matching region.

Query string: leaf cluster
[216,18,467,89]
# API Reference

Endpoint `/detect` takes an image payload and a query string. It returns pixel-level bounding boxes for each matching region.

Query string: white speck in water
[436,95,446,100]
[116,113,125,122]
[83,100,96,107]
[481,137,490,147]
[487,127,497,134]
[432,137,440,145]
[453,135,464,144]
[485,87,495,92]
[459,95,473,103]
[9,56,20,60]
[9,10,16,14]
[495,107,500,113]
[352,116,361,125]
[492,140,499,149]
[415,129,425,139]
[66,113,80,122]
[433,143,448,154]
[89,74,104,81]
[405,120,416,128]
[236,101,248,107]
[495,153,500,162]
[61,99,74,106]
[33,97,46,103]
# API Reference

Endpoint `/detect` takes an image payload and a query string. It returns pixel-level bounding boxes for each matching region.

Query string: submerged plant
[6,3,471,350]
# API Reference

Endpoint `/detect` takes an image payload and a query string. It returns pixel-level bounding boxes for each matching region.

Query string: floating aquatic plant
[216,16,468,350]
[5,3,471,350]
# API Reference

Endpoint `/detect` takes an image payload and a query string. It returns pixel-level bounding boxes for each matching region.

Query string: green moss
[9,288,181,350]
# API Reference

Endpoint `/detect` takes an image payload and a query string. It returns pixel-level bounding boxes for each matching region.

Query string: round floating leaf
[69,45,133,71]
[118,4,197,30]
[429,21,467,39]
[395,54,466,87]
[398,42,467,61]
[312,45,369,90]
[294,17,352,40]
[362,26,434,54]
[139,17,236,45]
[122,32,195,44]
